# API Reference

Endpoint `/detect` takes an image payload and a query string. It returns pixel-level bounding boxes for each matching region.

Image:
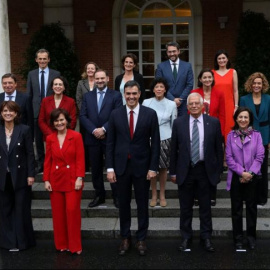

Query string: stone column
[0,0,11,93]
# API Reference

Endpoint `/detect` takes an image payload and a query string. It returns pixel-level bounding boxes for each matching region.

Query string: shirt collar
[39,67,49,73]
[126,103,140,114]
[5,90,17,98]
[97,87,107,94]
[190,113,203,123]
[170,58,180,66]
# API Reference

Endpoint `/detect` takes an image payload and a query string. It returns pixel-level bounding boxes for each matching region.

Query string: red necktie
[129,110,134,139]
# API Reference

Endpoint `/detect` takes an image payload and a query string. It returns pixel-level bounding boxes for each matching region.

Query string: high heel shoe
[149,199,157,207]
[76,250,82,255]
[160,199,167,207]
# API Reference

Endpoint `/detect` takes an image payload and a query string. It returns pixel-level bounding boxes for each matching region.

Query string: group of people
[0,42,269,257]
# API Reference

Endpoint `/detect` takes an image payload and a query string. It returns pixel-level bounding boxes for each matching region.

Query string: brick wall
[7,0,43,91]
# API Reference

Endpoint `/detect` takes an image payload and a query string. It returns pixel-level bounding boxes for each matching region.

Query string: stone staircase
[32,170,270,239]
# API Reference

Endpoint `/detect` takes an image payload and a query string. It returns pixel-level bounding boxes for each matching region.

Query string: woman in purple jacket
[226,107,264,250]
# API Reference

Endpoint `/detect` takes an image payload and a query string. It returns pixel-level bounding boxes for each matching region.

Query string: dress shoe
[160,199,167,207]
[211,200,216,206]
[88,197,105,208]
[113,198,119,208]
[235,239,243,250]
[247,237,256,250]
[135,241,147,256]
[194,199,199,206]
[200,238,215,252]
[118,238,131,256]
[149,199,157,207]
[178,238,191,251]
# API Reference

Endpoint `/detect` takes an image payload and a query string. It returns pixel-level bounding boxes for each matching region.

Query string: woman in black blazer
[115,53,145,104]
[0,101,36,251]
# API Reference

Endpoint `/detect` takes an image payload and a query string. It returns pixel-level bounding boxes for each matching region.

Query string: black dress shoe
[88,197,105,208]
[135,241,147,256]
[119,238,131,256]
[113,198,119,208]
[247,237,256,250]
[235,239,243,250]
[200,238,215,252]
[178,238,191,251]
[211,200,216,206]
[194,199,199,206]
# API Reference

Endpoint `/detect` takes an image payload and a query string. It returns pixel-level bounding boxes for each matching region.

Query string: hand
[93,128,105,139]
[174,98,181,107]
[44,181,52,192]
[107,171,117,183]
[75,178,83,190]
[171,176,177,184]
[27,177,34,186]
[241,171,253,182]
[146,171,157,181]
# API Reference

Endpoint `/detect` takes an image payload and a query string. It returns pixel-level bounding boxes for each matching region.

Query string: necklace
[5,126,14,138]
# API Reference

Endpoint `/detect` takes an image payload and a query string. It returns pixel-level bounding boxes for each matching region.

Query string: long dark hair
[214,49,231,70]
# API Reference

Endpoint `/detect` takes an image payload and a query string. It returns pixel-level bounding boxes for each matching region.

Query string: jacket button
[56,166,59,169]
[67,165,70,168]
[18,143,20,145]
[18,165,20,168]
[16,155,19,158]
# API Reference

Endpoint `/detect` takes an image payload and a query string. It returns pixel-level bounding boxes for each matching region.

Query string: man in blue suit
[80,69,123,208]
[106,80,160,256]
[156,41,194,116]
[170,93,223,252]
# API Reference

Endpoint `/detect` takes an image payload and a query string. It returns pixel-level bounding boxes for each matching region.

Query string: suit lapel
[99,89,111,113]
[247,94,259,122]
[61,130,73,155]
[83,80,90,91]
[258,95,266,120]
[203,114,210,155]
[0,125,8,155]
[8,125,20,154]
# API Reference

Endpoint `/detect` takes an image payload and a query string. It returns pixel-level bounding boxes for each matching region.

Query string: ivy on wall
[234,10,270,96]
[19,22,80,99]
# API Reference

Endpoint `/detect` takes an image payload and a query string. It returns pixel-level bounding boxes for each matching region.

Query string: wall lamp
[218,17,228,29]
[18,22,28,34]
[86,20,96,33]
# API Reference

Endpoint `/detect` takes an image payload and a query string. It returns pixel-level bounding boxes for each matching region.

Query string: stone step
[33,217,270,239]
[32,181,270,200]
[31,198,270,218]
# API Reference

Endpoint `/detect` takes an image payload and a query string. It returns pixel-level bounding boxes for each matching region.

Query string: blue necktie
[98,91,104,113]
[191,119,200,165]
[7,95,13,101]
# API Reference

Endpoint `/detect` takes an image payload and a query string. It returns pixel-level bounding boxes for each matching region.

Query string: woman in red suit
[191,68,225,206]
[38,76,77,141]
[43,108,85,255]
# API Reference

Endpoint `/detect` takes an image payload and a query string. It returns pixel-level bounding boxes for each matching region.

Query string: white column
[0,0,11,92]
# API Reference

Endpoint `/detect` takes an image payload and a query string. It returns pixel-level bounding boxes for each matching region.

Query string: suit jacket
[43,129,85,192]
[226,130,264,190]
[79,88,123,146]
[191,87,225,136]
[27,68,60,118]
[0,91,34,135]
[106,105,160,177]
[38,95,77,140]
[240,93,270,145]
[114,72,145,103]
[76,79,91,111]
[155,60,194,104]
[170,114,223,186]
[0,124,35,191]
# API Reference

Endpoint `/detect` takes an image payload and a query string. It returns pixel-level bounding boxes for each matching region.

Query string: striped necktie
[191,119,200,166]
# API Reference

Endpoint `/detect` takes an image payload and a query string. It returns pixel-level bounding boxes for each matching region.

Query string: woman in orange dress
[213,50,239,170]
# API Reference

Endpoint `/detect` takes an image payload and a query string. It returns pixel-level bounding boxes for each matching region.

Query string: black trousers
[178,162,213,240]
[116,160,150,241]
[34,118,45,165]
[256,145,268,205]
[230,173,257,241]
[0,173,36,250]
[88,144,117,198]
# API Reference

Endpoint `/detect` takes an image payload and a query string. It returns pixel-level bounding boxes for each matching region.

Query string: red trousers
[50,189,82,253]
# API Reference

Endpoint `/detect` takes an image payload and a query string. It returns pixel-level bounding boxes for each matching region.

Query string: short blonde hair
[244,72,269,93]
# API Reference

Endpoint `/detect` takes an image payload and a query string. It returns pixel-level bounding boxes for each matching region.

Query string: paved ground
[1,238,270,269]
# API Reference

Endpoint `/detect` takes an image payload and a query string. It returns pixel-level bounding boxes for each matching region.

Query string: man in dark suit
[0,73,34,137]
[27,48,60,173]
[156,41,194,116]
[80,69,123,208]
[106,80,160,256]
[170,92,223,252]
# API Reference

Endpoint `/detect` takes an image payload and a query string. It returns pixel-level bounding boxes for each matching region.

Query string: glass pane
[176,23,189,34]
[123,2,140,18]
[127,51,139,62]
[142,51,154,63]
[142,24,154,35]
[142,3,172,18]
[161,23,173,35]
[175,2,191,17]
[168,0,181,7]
[127,40,139,50]
[177,39,189,49]
[180,50,189,62]
[160,37,174,50]
[142,40,154,50]
[143,64,155,76]
[126,24,138,34]
[161,51,168,62]
[144,78,154,91]
[128,0,145,8]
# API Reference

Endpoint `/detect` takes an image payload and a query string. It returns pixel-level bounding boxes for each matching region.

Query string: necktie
[98,91,104,113]
[40,70,45,100]
[191,119,200,165]
[7,95,13,101]
[173,63,177,80]
[129,110,134,139]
